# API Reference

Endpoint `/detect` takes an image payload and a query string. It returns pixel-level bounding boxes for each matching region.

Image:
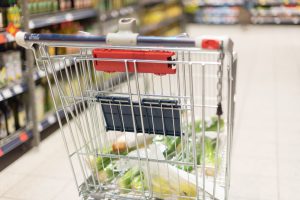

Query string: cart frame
[16,18,236,200]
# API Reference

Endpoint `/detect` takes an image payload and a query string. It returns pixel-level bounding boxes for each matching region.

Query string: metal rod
[22,33,196,47]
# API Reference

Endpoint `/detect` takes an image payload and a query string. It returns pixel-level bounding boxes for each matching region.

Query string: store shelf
[141,0,164,5]
[198,3,244,7]
[0,129,33,157]
[140,15,182,34]
[99,6,136,22]
[0,82,28,103]
[29,8,98,29]
[252,16,300,24]
[38,109,65,132]
[253,1,300,6]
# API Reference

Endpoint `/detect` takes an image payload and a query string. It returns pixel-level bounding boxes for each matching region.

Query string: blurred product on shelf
[184,0,244,24]
[35,84,45,122]
[28,0,59,14]
[28,0,97,15]
[163,23,182,36]
[0,50,22,87]
[1,101,15,135]
[0,109,7,139]
[0,94,27,140]
[7,3,21,28]
[0,8,5,28]
[98,0,137,12]
[140,2,183,35]
[0,0,21,28]
[73,0,94,9]
[195,6,241,24]
[251,4,300,24]
[13,95,26,130]
[59,0,72,11]
[254,0,300,5]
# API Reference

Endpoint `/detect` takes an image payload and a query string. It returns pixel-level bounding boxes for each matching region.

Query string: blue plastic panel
[96,96,182,136]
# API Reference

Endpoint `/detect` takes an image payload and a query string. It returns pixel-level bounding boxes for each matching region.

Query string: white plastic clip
[106,18,139,46]
[16,31,33,49]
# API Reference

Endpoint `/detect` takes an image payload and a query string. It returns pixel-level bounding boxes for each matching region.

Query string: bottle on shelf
[12,95,26,130]
[0,7,5,28]
[1,101,16,135]
[0,109,7,139]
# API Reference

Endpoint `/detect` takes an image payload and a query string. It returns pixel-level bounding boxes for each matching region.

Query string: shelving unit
[184,0,300,25]
[0,129,32,157]
[185,0,244,24]
[0,83,28,102]
[250,0,300,24]
[29,8,98,29]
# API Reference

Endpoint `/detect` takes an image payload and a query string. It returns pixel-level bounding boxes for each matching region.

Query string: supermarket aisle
[1,25,300,200]
[188,25,300,200]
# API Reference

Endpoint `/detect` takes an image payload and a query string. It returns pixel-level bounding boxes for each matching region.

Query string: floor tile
[0,170,27,196]
[2,175,69,200]
[279,179,300,200]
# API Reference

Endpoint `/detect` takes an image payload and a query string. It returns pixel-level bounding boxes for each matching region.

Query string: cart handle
[16,18,233,53]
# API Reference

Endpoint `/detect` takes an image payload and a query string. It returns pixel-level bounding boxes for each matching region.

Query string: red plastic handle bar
[92,49,176,75]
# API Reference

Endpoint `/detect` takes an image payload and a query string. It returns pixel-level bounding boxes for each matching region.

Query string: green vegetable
[96,148,113,171]
[118,167,141,192]
[98,163,116,183]
[191,117,225,134]
[131,174,146,191]
[206,117,224,132]
[163,136,181,159]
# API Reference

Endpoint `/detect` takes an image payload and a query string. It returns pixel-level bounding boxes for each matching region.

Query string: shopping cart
[16,18,236,200]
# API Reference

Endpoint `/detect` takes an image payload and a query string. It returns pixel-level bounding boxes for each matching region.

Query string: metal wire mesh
[32,43,234,200]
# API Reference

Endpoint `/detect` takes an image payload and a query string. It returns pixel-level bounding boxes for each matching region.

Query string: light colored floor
[1,25,300,200]
[187,25,300,200]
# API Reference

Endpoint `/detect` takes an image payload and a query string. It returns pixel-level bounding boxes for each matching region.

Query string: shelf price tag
[48,115,56,124]
[2,89,13,99]
[13,85,23,94]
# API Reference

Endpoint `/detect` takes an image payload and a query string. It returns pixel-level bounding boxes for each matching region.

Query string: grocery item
[117,167,142,192]
[7,4,21,28]
[0,110,7,139]
[1,52,15,83]
[0,9,4,28]
[59,0,72,11]
[0,65,7,88]
[112,132,154,153]
[1,101,15,135]
[14,95,26,129]
[12,51,22,80]
[28,0,51,14]
[35,85,45,121]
